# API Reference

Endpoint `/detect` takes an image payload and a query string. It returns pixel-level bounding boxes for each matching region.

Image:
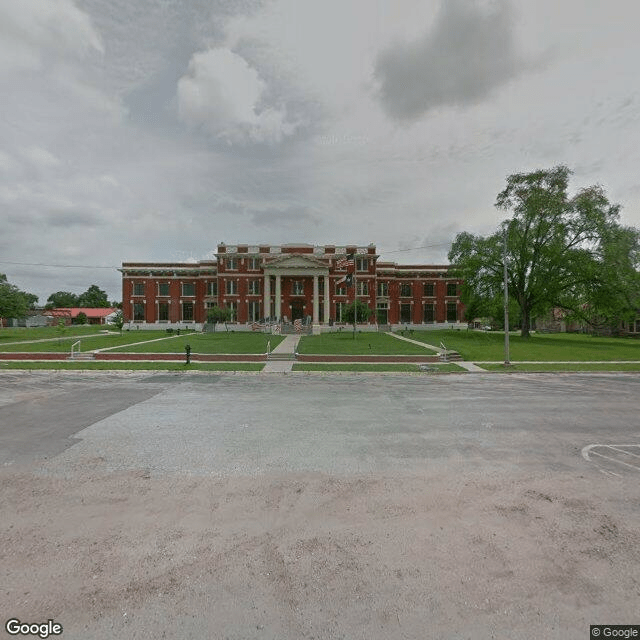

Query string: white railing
[71,340,81,358]
[440,341,447,362]
[267,340,271,357]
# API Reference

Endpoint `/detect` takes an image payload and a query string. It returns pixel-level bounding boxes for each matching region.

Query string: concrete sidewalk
[262,334,301,373]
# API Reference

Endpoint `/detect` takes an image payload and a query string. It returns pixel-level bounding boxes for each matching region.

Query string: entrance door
[291,301,304,321]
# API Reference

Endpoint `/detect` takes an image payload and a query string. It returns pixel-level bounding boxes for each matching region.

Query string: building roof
[47,308,117,318]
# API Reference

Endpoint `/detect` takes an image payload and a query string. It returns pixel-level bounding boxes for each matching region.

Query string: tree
[342,300,373,324]
[77,285,109,308]
[0,274,38,321]
[449,165,626,337]
[75,312,88,325]
[46,291,79,309]
[112,310,124,334]
[207,305,232,332]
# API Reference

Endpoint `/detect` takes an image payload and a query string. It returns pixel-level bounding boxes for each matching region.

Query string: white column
[324,275,330,324]
[275,275,282,320]
[313,275,319,324]
[263,274,271,319]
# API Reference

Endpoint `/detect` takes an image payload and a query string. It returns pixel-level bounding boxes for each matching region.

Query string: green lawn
[0,325,104,343]
[0,330,283,354]
[297,332,436,355]
[408,330,640,361]
[481,362,640,372]
[0,361,264,371]
[292,362,465,372]
[0,330,192,352]
[109,331,284,354]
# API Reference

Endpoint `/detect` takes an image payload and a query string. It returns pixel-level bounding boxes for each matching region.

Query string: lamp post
[503,227,510,366]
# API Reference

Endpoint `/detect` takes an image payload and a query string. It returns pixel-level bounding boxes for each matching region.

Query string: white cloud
[177,48,296,144]
[0,0,103,74]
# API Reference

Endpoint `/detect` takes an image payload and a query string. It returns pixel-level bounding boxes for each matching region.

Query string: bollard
[185,344,191,365]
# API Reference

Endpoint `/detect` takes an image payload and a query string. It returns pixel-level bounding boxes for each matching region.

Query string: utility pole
[503,227,510,366]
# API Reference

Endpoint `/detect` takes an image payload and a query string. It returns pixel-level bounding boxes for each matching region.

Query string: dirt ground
[1,372,639,639]
[2,464,639,640]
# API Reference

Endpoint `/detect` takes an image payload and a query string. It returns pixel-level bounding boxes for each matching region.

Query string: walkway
[262,335,301,373]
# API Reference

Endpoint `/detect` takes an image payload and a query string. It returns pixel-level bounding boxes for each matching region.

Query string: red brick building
[120,243,464,328]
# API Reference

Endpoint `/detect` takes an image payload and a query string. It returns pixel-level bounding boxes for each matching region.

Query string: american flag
[336,253,355,269]
[294,319,303,332]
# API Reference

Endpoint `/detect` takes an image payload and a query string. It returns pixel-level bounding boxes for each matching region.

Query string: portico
[263,254,330,324]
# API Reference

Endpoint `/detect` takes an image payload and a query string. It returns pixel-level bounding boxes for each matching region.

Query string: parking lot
[1,371,639,639]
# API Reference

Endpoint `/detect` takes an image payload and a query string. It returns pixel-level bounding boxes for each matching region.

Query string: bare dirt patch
[2,463,639,640]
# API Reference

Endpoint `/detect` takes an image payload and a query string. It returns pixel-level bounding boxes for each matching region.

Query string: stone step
[267,353,296,361]
[440,351,463,362]
[67,352,95,361]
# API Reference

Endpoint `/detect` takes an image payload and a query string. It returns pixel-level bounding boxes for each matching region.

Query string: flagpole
[353,258,357,340]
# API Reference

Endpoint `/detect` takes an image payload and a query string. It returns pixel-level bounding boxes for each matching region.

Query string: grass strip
[0,361,264,371]
[480,362,640,372]
[291,363,465,372]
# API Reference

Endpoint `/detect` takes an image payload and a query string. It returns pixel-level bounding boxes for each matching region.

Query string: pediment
[265,253,328,271]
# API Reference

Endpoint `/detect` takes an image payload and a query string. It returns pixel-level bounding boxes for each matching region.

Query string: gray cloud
[249,205,320,228]
[373,0,528,120]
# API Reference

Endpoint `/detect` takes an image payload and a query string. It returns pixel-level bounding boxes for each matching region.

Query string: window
[248,280,261,295]
[447,283,458,297]
[423,303,435,324]
[377,282,388,297]
[292,280,304,295]
[226,257,238,270]
[158,283,169,297]
[400,283,412,297]
[225,280,237,295]
[356,257,368,271]
[336,301,346,322]
[248,301,260,322]
[400,303,412,323]
[182,283,195,296]
[335,281,346,295]
[206,281,217,296]
[447,303,458,322]
[248,257,261,270]
[182,302,194,322]
[227,301,237,322]
[357,281,368,295]
[158,302,169,322]
[133,303,145,321]
[424,282,435,297]
[133,283,145,296]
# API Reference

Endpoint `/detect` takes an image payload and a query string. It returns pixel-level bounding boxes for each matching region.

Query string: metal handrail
[440,341,447,362]
[71,340,81,358]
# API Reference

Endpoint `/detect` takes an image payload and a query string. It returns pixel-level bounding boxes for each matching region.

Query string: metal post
[503,228,510,366]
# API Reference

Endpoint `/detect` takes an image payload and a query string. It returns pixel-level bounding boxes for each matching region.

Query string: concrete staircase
[67,352,95,361]
[267,352,297,361]
[439,350,463,362]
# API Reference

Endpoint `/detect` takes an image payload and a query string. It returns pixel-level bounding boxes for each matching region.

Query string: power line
[0,261,118,269]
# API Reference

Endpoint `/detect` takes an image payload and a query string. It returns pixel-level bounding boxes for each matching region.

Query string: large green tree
[46,291,79,308]
[449,165,633,337]
[0,274,38,320]
[77,284,109,308]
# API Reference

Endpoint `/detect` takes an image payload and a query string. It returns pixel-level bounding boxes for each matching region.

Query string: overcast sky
[2,0,639,304]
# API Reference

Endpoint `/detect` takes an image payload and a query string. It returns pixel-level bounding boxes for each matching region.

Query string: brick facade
[120,243,464,326]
